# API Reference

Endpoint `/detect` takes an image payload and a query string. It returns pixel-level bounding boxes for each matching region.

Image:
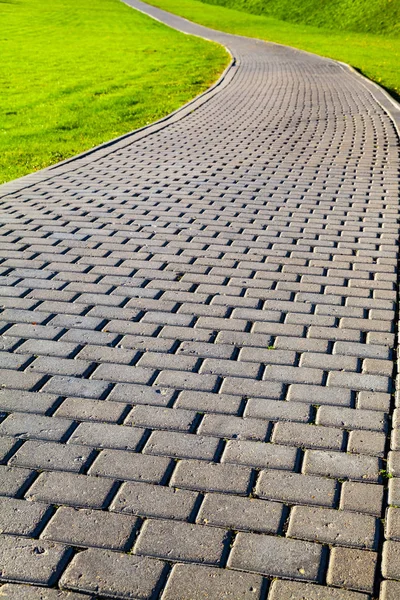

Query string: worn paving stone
[161,563,264,599]
[135,519,228,565]
[269,579,370,599]
[228,531,322,580]
[288,505,378,549]
[110,481,198,520]
[41,506,138,550]
[197,492,283,533]
[327,547,377,593]
[0,497,49,536]
[0,584,89,599]
[0,534,69,585]
[0,0,399,596]
[60,548,165,598]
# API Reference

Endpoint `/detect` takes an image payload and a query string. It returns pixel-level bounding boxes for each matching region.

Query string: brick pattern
[0,0,399,597]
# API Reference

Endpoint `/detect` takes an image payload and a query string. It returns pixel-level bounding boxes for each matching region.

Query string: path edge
[0,7,236,198]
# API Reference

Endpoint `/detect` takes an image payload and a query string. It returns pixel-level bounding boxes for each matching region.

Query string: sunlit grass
[0,0,229,183]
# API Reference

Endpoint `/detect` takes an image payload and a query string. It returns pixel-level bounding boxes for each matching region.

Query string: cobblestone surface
[0,0,399,597]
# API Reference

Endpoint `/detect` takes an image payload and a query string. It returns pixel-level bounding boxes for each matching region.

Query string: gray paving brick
[256,470,337,507]
[381,580,400,600]
[0,497,48,536]
[110,481,197,520]
[125,405,196,432]
[272,421,344,450]
[0,465,33,497]
[0,389,58,415]
[135,518,228,564]
[9,440,91,472]
[222,439,297,470]
[54,396,127,422]
[67,421,145,451]
[198,413,269,441]
[89,448,171,483]
[175,390,242,414]
[340,481,384,516]
[60,548,165,598]
[109,382,175,406]
[161,564,264,599]
[348,430,386,457]
[42,376,110,399]
[287,384,352,407]
[228,531,322,580]
[244,397,311,422]
[197,492,283,533]
[0,534,69,585]
[269,580,369,599]
[42,506,138,550]
[144,430,219,461]
[303,449,380,482]
[316,405,387,432]
[382,540,400,579]
[26,471,115,509]
[0,584,89,599]
[171,460,251,494]
[0,414,73,442]
[288,506,377,549]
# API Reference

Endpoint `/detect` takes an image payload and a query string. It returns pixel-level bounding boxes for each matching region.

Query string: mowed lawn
[0,0,229,183]
[147,0,400,103]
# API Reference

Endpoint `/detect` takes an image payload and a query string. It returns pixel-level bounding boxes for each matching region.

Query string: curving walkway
[0,1,399,598]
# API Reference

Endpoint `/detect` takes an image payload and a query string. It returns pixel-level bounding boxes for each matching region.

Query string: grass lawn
[146,0,400,103]
[0,0,229,184]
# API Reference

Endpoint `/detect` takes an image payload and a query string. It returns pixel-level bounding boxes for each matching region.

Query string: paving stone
[303,450,380,482]
[197,492,283,533]
[382,540,400,579]
[256,470,337,507]
[144,430,219,461]
[388,478,400,506]
[228,531,322,580]
[60,548,165,598]
[109,382,175,407]
[125,405,196,432]
[89,448,171,484]
[161,563,264,599]
[26,471,115,509]
[287,384,352,407]
[272,421,344,450]
[326,547,377,592]
[198,413,269,440]
[0,584,89,599]
[244,397,311,422]
[175,390,242,414]
[135,519,228,564]
[316,406,387,432]
[9,440,91,473]
[110,481,197,520]
[0,465,34,497]
[0,497,49,536]
[380,580,400,600]
[287,506,377,549]
[340,482,384,516]
[42,506,138,550]
[54,396,127,422]
[0,534,69,585]
[170,460,251,494]
[0,389,58,415]
[269,580,370,599]
[222,440,297,470]
[67,422,145,451]
[348,430,386,457]
[0,414,73,442]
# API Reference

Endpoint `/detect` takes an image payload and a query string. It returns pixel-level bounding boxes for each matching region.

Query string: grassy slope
[0,0,228,184]
[199,0,400,35]
[146,0,400,103]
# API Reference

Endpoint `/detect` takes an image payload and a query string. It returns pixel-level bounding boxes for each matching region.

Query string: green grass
[0,0,229,184]
[197,0,400,35]
[146,0,400,103]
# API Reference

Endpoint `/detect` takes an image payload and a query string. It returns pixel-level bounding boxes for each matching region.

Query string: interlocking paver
[0,0,399,595]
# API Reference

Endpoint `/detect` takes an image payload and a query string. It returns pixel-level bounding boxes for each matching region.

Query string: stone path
[0,1,399,598]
